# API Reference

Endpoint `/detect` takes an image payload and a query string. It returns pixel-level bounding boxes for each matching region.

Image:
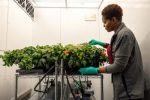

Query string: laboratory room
[0,0,150,100]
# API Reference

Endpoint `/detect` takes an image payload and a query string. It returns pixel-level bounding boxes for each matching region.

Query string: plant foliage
[0,43,108,71]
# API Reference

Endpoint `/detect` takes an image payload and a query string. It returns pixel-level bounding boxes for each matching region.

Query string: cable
[98,0,104,9]
[5,0,9,51]
[44,75,50,93]
[34,65,54,93]
[72,76,84,91]
[98,0,105,40]
[65,69,77,100]
[79,76,85,97]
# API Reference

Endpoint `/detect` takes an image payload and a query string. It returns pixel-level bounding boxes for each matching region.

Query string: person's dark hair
[102,4,123,21]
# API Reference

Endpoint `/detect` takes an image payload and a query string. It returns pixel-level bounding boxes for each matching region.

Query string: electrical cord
[71,73,89,99]
[65,69,77,100]
[6,0,9,51]
[79,76,85,97]
[44,75,50,93]
[34,65,54,93]
[72,76,84,90]
[72,75,86,100]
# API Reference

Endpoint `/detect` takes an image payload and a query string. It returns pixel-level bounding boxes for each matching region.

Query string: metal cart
[15,61,104,100]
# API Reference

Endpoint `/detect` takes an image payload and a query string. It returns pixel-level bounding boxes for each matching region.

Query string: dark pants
[130,99,143,100]
[143,89,150,100]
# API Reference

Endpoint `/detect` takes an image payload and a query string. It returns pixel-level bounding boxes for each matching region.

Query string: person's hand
[88,39,98,45]
[88,39,103,46]
[79,66,99,75]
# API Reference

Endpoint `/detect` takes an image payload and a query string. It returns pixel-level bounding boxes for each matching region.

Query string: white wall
[60,9,100,45]
[0,0,33,100]
[33,8,100,45]
[33,8,61,46]
[0,0,8,50]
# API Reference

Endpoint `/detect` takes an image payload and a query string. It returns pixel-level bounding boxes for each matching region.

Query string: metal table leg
[60,59,64,100]
[55,65,58,100]
[101,74,104,100]
[15,73,19,100]
[38,76,42,99]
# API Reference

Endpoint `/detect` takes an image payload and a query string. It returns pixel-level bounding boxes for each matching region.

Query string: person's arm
[98,67,107,73]
[103,43,109,48]
[105,32,134,73]
[79,66,99,74]
[79,66,108,75]
[89,39,109,48]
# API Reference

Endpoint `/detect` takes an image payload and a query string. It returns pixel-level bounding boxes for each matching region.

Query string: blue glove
[88,39,104,46]
[79,66,99,75]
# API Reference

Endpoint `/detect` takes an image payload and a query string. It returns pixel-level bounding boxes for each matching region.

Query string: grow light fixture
[31,0,102,8]
[36,2,66,7]
[32,0,66,8]
[67,0,101,8]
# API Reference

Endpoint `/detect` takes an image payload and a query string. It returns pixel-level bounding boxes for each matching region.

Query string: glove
[88,39,104,46]
[79,66,99,75]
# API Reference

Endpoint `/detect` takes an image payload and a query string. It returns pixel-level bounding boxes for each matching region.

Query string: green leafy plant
[0,43,108,71]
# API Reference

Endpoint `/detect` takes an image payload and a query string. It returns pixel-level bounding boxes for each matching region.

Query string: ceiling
[31,0,103,8]
[31,0,150,8]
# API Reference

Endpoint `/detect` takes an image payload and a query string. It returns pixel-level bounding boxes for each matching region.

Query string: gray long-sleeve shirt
[105,23,144,100]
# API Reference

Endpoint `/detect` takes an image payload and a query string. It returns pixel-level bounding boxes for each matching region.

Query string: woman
[79,4,144,100]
